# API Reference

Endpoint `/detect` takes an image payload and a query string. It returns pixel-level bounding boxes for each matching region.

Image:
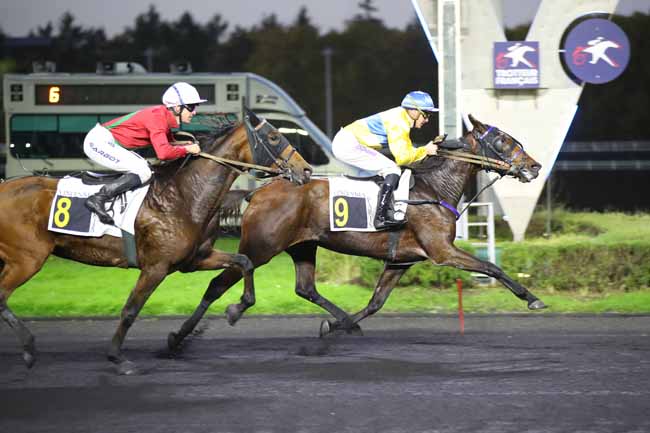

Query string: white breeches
[83,123,152,183]
[331,128,400,177]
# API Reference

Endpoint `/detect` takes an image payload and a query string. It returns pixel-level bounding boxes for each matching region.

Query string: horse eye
[268,132,281,145]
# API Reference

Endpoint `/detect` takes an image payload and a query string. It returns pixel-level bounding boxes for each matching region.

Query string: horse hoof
[225,304,241,326]
[167,332,180,351]
[528,299,547,310]
[23,351,36,369]
[116,360,139,376]
[319,320,331,337]
[346,324,364,336]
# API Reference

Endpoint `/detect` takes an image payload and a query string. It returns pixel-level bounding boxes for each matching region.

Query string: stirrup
[373,215,404,230]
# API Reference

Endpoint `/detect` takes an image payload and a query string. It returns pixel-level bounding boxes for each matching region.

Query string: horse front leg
[322,264,410,337]
[436,245,546,310]
[168,249,253,351]
[108,264,168,374]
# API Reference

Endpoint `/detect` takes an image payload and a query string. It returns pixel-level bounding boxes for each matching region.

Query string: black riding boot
[85,173,142,225]
[374,173,402,230]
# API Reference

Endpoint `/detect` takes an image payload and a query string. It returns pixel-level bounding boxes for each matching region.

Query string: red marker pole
[456,278,464,335]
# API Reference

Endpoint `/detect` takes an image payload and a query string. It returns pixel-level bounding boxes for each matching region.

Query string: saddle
[76,171,124,185]
[72,171,153,187]
[344,173,415,190]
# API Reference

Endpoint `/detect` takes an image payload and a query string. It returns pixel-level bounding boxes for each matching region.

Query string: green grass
[501,209,650,244]
[7,237,650,317]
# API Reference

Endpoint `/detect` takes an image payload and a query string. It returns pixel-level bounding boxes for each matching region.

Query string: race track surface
[1,315,649,433]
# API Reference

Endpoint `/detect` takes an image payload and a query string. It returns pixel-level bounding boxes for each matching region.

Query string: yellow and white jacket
[343,106,428,166]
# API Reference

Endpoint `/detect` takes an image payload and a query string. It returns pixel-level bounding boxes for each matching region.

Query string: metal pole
[456,278,464,335]
[144,47,153,72]
[322,47,334,139]
[546,173,552,237]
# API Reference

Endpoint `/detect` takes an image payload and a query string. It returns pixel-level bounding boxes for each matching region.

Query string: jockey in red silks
[83,82,207,225]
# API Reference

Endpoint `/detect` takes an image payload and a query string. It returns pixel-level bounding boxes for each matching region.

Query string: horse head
[243,108,312,185]
[466,114,541,183]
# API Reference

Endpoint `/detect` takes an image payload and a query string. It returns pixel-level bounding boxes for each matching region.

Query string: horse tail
[217,189,252,228]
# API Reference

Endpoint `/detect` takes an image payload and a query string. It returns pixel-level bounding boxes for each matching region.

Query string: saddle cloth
[328,170,411,232]
[48,176,150,237]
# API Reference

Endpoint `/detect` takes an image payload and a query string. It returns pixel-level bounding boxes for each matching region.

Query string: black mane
[151,119,239,178]
[407,144,474,205]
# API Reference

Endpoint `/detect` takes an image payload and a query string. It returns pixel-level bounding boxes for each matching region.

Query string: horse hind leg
[0,254,50,368]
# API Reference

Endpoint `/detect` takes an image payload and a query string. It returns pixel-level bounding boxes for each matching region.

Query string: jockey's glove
[432,134,447,144]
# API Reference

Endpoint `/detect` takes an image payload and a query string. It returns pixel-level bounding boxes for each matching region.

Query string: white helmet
[162,82,207,107]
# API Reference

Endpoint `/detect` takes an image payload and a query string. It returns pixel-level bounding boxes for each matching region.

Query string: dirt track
[1,314,649,433]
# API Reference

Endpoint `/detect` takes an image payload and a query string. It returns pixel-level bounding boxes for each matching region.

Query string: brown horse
[167,114,544,347]
[0,110,312,373]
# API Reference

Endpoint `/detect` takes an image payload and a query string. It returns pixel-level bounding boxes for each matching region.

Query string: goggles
[416,108,431,120]
[183,103,198,113]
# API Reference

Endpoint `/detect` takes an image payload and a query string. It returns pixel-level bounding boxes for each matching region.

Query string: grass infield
[7,238,650,318]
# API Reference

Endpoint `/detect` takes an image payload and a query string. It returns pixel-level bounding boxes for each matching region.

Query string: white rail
[456,202,496,283]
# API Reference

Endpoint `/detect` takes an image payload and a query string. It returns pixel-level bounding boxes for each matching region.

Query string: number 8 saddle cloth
[48,174,149,238]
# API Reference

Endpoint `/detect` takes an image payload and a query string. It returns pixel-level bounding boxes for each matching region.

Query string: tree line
[1,3,648,140]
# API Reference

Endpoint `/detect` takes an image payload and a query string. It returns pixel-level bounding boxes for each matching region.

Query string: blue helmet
[401,91,438,112]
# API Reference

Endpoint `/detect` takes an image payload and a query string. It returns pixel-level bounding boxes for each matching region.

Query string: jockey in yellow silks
[331,91,440,229]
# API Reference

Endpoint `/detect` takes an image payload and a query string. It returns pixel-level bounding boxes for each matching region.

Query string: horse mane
[408,155,446,173]
[151,118,239,178]
[407,143,474,202]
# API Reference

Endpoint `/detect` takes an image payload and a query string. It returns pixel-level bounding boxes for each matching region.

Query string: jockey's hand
[424,141,438,156]
[432,134,447,145]
[184,143,201,155]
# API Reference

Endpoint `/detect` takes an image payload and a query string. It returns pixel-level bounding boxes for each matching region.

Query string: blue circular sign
[563,18,630,84]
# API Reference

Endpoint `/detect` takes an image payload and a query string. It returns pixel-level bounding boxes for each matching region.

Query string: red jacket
[102,105,187,160]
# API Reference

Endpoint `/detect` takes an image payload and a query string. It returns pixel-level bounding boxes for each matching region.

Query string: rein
[436,149,511,171]
[197,152,283,178]
[177,128,287,180]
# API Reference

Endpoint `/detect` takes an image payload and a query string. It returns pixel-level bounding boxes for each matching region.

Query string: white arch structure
[411,0,619,240]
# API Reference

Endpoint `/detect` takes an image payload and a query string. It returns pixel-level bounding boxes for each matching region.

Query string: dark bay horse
[0,110,312,372]
[168,114,544,346]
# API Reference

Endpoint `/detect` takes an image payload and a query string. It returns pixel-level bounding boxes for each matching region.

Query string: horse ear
[244,107,261,127]
[468,114,486,132]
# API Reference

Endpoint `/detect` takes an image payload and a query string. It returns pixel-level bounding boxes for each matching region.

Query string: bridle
[241,114,298,179]
[436,126,525,176]
[408,125,529,219]
[190,116,300,181]
[471,126,526,175]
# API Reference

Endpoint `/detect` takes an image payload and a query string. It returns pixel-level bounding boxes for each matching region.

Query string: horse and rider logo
[563,18,630,84]
[493,41,540,89]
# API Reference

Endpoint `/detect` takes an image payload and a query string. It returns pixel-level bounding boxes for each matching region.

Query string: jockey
[83,82,206,225]
[331,90,441,229]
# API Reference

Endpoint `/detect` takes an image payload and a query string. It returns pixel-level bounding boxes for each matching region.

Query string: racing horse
[0,109,312,373]
[168,114,544,346]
